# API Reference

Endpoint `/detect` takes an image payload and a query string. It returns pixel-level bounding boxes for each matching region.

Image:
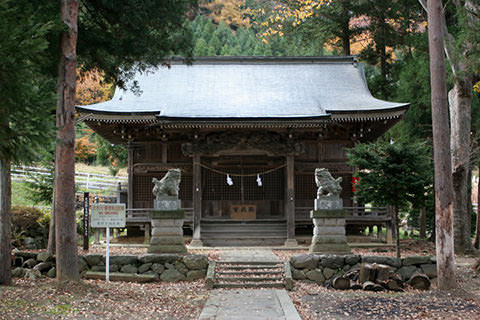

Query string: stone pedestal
[309,198,351,254]
[284,238,298,247]
[148,197,187,254]
[189,239,204,247]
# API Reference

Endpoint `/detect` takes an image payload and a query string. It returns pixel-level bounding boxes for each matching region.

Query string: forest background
[8,0,480,245]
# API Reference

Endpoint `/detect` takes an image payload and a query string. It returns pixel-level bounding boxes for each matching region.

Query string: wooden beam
[285,155,297,247]
[162,143,168,163]
[190,154,203,246]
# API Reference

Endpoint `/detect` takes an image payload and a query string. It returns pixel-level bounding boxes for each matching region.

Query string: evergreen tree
[347,140,432,258]
[194,38,210,56]
[0,0,57,285]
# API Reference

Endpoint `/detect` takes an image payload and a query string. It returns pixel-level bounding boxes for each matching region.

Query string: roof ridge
[167,56,358,64]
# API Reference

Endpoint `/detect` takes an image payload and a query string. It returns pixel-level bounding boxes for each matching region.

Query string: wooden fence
[11,165,127,192]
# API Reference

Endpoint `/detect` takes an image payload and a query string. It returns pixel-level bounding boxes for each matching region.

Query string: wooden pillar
[127,147,134,209]
[144,223,151,244]
[94,229,100,244]
[161,143,168,164]
[190,154,203,247]
[285,155,297,247]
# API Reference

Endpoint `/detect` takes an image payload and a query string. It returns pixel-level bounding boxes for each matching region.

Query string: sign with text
[91,203,126,228]
[83,192,90,250]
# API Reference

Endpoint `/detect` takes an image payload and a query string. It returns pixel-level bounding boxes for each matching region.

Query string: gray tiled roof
[76,57,408,119]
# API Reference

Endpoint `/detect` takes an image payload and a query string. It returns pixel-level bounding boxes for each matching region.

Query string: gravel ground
[287,253,480,320]
[7,240,480,319]
[0,278,208,320]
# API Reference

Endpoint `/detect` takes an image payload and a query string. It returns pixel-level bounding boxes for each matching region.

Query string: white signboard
[91,203,126,228]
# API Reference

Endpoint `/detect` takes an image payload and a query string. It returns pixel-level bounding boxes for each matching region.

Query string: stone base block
[147,244,187,254]
[153,199,180,211]
[284,238,298,247]
[309,242,351,254]
[151,210,185,219]
[313,218,346,227]
[152,219,184,228]
[189,239,203,247]
[149,215,186,253]
[313,226,346,236]
[311,235,348,243]
[309,215,350,254]
[314,198,343,210]
[310,210,347,218]
[150,236,185,246]
[151,227,183,236]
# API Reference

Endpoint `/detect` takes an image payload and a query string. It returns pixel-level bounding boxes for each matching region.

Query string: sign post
[83,192,90,251]
[91,203,126,281]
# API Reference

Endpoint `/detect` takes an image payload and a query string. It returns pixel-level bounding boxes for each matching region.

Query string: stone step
[217,261,281,265]
[202,221,287,225]
[84,271,158,283]
[216,276,284,282]
[218,264,282,270]
[201,233,286,238]
[202,239,286,247]
[212,259,286,290]
[201,219,286,223]
[201,224,286,229]
[201,228,287,234]
[213,282,285,289]
[217,270,284,275]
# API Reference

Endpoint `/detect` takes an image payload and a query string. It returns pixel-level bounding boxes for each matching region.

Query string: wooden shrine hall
[76,56,408,246]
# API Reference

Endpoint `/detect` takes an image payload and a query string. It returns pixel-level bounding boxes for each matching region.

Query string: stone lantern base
[148,209,187,254]
[309,209,351,254]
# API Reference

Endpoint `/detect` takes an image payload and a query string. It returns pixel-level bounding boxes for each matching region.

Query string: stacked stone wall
[12,251,209,282]
[290,254,437,285]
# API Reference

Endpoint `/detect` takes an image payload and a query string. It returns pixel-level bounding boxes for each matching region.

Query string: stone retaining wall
[12,251,209,282]
[290,254,437,285]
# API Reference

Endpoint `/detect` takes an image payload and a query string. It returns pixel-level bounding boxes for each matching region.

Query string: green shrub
[11,205,50,249]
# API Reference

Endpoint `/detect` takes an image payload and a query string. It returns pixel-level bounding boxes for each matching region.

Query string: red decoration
[352,176,360,193]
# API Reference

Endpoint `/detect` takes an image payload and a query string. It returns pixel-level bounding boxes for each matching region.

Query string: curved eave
[77,105,408,129]
[328,104,409,122]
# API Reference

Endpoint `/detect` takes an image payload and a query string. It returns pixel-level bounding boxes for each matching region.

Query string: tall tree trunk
[393,205,401,258]
[449,80,473,254]
[55,0,79,281]
[419,206,427,239]
[0,159,12,285]
[47,173,55,255]
[341,0,351,56]
[427,0,457,290]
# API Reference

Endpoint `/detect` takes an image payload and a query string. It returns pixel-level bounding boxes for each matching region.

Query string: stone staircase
[212,261,285,289]
[200,219,287,246]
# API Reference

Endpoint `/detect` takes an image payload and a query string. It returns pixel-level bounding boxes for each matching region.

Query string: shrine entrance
[201,156,285,220]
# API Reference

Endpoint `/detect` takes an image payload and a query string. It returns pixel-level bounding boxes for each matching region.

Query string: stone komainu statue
[152,169,181,199]
[315,168,342,198]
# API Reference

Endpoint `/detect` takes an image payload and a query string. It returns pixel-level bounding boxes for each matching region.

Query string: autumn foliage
[75,69,113,106]
[199,0,251,29]
[74,128,97,163]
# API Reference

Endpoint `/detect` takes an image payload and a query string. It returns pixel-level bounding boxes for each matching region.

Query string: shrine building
[76,56,408,247]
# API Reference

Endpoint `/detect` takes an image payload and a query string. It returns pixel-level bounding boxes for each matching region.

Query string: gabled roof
[76,56,408,122]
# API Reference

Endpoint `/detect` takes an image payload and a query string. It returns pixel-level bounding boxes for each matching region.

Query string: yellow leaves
[76,68,113,106]
[255,0,331,41]
[200,0,250,28]
[474,81,480,93]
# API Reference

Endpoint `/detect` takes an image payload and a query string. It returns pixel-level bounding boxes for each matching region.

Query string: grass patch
[46,304,73,316]
[11,181,36,207]
[75,163,127,176]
